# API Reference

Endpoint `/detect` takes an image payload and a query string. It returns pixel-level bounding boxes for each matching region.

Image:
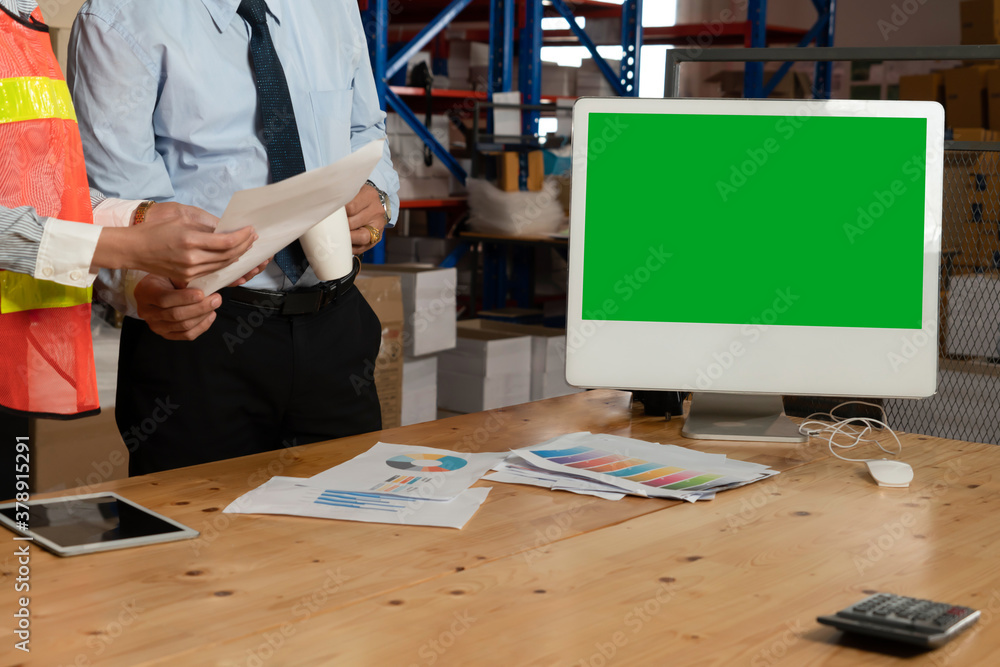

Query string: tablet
[0,492,199,557]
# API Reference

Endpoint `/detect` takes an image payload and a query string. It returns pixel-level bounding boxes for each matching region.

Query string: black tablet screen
[0,496,183,547]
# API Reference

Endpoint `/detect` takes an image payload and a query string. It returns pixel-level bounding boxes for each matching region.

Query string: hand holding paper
[187,140,385,294]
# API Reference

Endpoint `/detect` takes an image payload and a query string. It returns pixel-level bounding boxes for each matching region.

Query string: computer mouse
[866,459,913,488]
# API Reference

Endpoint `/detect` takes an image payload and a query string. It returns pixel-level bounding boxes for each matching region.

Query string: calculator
[817,593,980,648]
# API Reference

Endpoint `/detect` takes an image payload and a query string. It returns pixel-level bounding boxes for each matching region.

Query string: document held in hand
[187,139,385,294]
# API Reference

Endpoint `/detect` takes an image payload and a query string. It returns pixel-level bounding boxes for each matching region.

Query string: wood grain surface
[2,390,996,666]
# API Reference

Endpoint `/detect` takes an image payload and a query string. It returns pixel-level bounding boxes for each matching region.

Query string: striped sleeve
[0,204,47,276]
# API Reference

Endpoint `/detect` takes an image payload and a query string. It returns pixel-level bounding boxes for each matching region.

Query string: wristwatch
[366,179,391,225]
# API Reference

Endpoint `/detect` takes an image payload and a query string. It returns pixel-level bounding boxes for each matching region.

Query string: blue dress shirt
[67,0,400,295]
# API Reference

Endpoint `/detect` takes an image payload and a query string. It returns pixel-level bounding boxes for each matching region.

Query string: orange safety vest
[0,6,99,418]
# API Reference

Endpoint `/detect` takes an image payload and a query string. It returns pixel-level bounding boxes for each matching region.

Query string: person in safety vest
[0,0,261,499]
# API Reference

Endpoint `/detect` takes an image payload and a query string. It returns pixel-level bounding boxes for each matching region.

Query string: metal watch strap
[366,179,391,224]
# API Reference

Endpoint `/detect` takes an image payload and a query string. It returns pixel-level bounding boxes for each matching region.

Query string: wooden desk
[4,390,1000,666]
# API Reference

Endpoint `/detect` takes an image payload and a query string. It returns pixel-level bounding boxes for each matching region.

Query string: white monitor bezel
[566,97,944,399]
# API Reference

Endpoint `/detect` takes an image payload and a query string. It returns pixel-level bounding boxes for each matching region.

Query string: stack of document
[484,432,778,502]
[224,443,505,529]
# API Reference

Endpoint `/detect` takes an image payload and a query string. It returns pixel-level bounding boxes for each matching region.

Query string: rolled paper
[300,206,354,281]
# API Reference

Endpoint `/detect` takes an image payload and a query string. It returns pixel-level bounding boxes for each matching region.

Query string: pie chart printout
[386,454,469,473]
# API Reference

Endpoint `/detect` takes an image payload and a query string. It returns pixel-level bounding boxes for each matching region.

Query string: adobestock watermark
[878,0,933,41]
[236,568,351,667]
[190,446,299,557]
[683,288,800,393]
[724,479,783,533]
[574,579,677,667]
[887,318,937,373]
[120,396,180,452]
[843,153,926,244]
[522,501,590,565]
[716,102,830,202]
[407,610,477,666]
[853,513,917,575]
[927,588,1000,667]
[567,245,674,354]
[854,458,966,575]
[749,618,807,667]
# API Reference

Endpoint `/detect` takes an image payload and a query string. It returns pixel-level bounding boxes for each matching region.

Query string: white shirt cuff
[34,219,103,287]
[123,270,149,318]
[93,198,145,228]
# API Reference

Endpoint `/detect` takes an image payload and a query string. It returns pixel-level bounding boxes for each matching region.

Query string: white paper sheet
[187,140,384,294]
[222,476,491,529]
[308,442,506,501]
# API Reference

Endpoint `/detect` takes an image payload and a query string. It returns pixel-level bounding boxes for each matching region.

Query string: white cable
[797,401,903,463]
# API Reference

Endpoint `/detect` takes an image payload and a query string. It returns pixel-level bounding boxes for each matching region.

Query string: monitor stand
[682,393,807,443]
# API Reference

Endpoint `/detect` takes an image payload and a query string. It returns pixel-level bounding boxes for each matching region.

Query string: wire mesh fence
[885,147,1000,445]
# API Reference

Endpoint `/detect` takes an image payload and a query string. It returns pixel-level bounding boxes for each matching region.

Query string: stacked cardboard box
[355,274,405,429]
[361,265,457,357]
[706,68,813,99]
[437,327,532,413]
[944,65,997,129]
[942,151,1000,270]
[961,0,1000,44]
[458,320,582,401]
[363,265,458,422]
[401,356,438,426]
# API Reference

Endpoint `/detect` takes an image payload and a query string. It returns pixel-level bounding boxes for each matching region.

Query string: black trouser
[0,410,29,500]
[115,285,382,475]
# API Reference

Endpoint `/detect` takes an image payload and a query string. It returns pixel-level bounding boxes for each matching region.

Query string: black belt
[220,257,361,315]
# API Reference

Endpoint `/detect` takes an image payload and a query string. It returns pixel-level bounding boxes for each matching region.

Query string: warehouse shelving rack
[355,0,836,283]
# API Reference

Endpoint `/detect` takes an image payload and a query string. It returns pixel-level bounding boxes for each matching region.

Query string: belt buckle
[281,290,323,315]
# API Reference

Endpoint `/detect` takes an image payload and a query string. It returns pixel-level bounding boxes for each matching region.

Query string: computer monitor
[565,97,944,443]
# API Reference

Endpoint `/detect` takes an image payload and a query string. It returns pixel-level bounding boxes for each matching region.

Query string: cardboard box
[706,69,812,99]
[961,0,1000,44]
[952,127,998,141]
[437,327,532,412]
[457,320,583,401]
[944,66,996,128]
[355,274,405,429]
[988,70,1000,129]
[361,265,457,357]
[526,151,545,192]
[402,355,438,426]
[899,73,944,104]
[498,152,520,192]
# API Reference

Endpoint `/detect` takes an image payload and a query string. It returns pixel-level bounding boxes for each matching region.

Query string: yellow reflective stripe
[0,77,77,125]
[0,272,91,314]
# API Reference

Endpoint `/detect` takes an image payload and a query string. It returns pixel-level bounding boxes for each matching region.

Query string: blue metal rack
[744,0,838,99]
[358,0,645,268]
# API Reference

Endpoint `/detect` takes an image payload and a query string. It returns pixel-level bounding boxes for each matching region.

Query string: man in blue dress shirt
[68,0,401,473]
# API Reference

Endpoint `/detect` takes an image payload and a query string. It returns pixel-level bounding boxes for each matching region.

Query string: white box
[457,320,582,400]
[947,274,1000,358]
[438,370,531,413]
[362,265,457,356]
[437,330,530,377]
[437,327,532,412]
[402,356,438,426]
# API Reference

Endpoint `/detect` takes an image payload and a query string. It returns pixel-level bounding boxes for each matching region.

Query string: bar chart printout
[511,432,778,501]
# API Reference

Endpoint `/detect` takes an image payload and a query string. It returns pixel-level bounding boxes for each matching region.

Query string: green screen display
[581,112,927,329]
